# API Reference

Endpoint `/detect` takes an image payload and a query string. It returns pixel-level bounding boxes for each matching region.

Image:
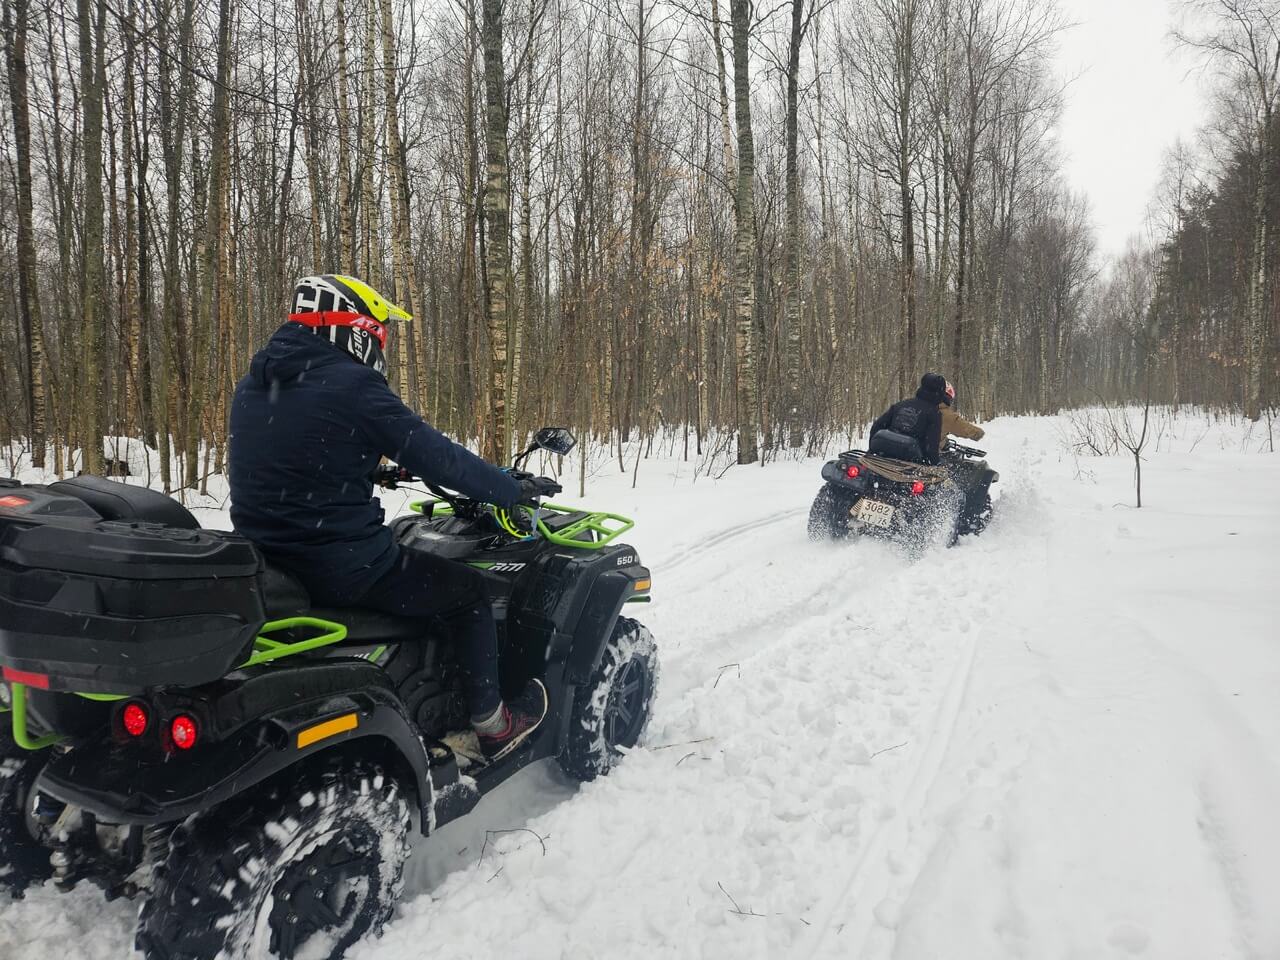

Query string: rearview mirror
[533,426,576,456]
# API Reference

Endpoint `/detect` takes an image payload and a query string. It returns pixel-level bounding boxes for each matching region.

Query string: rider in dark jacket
[869,373,948,464]
[229,275,545,761]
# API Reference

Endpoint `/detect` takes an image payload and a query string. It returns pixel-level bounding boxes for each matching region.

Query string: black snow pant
[356,548,502,719]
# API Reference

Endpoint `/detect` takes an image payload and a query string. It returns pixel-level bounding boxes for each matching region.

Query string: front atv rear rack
[2,616,349,750]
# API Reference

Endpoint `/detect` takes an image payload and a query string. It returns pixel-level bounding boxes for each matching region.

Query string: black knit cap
[917,372,947,403]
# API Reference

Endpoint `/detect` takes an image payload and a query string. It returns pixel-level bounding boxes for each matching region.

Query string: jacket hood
[248,322,352,386]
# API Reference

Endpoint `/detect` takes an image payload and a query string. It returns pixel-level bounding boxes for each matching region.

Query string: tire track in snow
[787,606,980,959]
[654,506,808,574]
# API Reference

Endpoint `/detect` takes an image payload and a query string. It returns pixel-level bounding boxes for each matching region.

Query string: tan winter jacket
[938,404,984,453]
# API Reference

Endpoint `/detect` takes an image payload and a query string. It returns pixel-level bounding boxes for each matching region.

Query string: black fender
[34,659,437,831]
[565,564,649,684]
[820,459,870,494]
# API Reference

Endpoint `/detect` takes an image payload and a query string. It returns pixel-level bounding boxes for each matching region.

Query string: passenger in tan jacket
[939,398,984,454]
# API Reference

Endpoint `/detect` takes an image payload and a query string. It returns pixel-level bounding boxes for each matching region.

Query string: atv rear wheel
[0,744,53,898]
[136,759,411,960]
[558,617,658,782]
[808,484,857,541]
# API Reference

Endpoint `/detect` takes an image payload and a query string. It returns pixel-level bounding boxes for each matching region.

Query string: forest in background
[0,0,1275,490]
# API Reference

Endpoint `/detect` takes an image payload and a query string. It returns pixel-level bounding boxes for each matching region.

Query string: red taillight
[910,481,926,496]
[122,702,149,737]
[845,464,861,479]
[0,495,31,508]
[170,714,198,750]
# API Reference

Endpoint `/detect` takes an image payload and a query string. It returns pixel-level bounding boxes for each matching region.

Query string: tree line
[0,0,1273,491]
[1082,1,1280,421]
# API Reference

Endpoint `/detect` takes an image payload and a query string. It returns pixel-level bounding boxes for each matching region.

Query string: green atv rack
[409,500,634,549]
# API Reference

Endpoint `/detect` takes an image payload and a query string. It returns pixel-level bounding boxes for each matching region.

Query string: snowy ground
[1,410,1278,959]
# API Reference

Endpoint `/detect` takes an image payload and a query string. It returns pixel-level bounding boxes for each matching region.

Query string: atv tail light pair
[910,481,926,496]
[845,465,861,479]
[121,701,198,750]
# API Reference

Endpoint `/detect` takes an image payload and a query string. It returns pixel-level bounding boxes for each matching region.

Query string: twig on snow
[676,751,698,767]
[869,741,908,759]
[713,663,741,688]
[477,827,548,867]
[717,881,765,918]
[653,737,714,751]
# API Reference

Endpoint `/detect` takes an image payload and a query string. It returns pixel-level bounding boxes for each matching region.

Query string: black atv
[808,438,999,544]
[0,427,657,959]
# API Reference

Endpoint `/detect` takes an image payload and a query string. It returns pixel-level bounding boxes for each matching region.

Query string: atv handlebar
[944,439,986,459]
[371,464,414,489]
[371,464,562,507]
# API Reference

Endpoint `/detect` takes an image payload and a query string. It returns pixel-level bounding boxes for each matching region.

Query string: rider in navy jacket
[229,321,520,601]
[229,275,543,760]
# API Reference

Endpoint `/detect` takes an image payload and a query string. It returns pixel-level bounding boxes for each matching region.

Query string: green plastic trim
[409,500,455,516]
[76,692,128,702]
[535,504,635,549]
[8,683,63,750]
[242,617,348,667]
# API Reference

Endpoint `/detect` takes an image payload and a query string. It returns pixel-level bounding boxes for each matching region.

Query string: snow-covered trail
[0,412,1277,960]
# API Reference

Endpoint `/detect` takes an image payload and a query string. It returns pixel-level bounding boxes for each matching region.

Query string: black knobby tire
[0,745,53,898]
[136,759,411,960]
[558,617,658,782]
[807,484,856,541]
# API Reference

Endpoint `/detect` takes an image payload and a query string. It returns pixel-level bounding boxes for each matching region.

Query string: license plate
[855,498,895,528]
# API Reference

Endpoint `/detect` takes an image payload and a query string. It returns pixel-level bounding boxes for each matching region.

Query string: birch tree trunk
[4,0,46,467]
[77,0,107,475]
[730,0,758,464]
[380,0,420,400]
[481,0,512,461]
[784,0,806,447]
[335,0,356,271]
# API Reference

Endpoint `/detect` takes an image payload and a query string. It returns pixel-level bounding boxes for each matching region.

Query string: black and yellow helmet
[289,274,412,376]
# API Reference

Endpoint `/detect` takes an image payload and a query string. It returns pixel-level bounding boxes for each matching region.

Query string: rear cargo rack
[2,616,349,750]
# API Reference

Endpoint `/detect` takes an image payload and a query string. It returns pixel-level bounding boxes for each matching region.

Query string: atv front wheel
[559,617,658,782]
[0,746,53,897]
[808,484,856,541]
[136,759,411,960]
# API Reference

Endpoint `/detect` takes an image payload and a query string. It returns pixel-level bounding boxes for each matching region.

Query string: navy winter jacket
[229,323,521,601]
[869,375,948,465]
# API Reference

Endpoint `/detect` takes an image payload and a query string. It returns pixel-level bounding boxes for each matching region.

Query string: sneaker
[477,680,548,762]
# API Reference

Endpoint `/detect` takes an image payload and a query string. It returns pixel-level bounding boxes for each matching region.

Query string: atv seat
[310,607,427,643]
[260,562,425,642]
[49,475,200,530]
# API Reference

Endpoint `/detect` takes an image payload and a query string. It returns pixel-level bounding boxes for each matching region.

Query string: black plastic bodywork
[1,475,649,846]
[0,483,265,693]
[35,660,434,828]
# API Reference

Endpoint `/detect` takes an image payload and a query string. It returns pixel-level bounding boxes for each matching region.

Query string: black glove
[372,464,414,489]
[517,475,562,504]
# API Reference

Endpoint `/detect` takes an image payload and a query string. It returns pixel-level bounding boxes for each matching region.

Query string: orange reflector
[633,579,651,592]
[297,712,358,749]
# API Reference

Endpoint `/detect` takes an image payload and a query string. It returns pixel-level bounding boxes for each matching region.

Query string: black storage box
[0,482,266,694]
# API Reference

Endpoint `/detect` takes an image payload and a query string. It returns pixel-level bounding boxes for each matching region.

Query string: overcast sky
[1052,0,1207,259]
